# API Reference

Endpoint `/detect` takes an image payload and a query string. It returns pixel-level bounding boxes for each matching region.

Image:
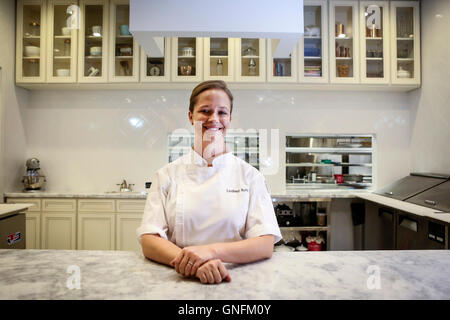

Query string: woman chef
[136,80,281,284]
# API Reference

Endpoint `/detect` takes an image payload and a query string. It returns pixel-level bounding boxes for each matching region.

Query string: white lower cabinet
[25,212,41,249]
[41,212,76,249]
[5,196,145,251]
[116,213,142,252]
[78,212,116,250]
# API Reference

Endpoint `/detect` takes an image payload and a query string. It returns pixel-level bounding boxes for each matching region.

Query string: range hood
[130,0,304,58]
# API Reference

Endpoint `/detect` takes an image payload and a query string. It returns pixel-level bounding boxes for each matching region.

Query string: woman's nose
[207,111,220,122]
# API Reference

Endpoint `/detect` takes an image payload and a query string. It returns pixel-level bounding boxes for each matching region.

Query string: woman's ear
[188,111,193,125]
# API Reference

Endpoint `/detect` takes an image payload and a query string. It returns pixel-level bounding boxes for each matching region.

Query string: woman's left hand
[170,245,216,277]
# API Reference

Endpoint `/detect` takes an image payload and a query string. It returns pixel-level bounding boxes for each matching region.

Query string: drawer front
[6,198,41,212]
[42,199,77,212]
[78,199,115,212]
[116,200,146,213]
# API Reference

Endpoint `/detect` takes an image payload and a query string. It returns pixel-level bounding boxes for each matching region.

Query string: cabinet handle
[385,191,393,195]
[424,200,436,206]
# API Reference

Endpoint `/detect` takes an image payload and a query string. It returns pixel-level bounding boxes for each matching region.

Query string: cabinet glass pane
[114,5,134,77]
[334,6,354,78]
[396,7,414,79]
[364,5,384,78]
[145,41,166,77]
[53,5,73,77]
[304,5,322,77]
[22,5,42,77]
[241,38,260,77]
[210,38,228,77]
[178,37,197,76]
[84,5,103,77]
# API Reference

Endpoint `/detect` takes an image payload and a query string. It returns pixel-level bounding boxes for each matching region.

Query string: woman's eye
[219,112,228,115]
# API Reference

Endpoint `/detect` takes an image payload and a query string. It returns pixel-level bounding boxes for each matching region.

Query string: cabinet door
[140,37,171,82]
[359,1,390,84]
[364,202,395,250]
[235,38,266,82]
[26,212,41,249]
[6,198,41,212]
[16,0,47,83]
[267,39,298,83]
[116,213,142,252]
[329,0,360,83]
[41,212,76,249]
[203,37,235,82]
[299,0,329,83]
[396,211,426,250]
[109,0,139,82]
[78,212,115,250]
[171,37,203,82]
[390,1,420,85]
[78,0,109,82]
[46,0,78,83]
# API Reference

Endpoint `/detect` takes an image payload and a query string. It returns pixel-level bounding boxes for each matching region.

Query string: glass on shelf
[178,37,196,76]
[241,38,259,77]
[210,38,228,77]
[23,59,40,77]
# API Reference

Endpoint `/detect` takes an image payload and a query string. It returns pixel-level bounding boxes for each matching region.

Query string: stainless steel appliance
[0,212,26,249]
[22,158,46,192]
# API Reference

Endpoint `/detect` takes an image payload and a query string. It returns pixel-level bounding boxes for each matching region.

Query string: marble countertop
[4,189,369,200]
[356,193,450,224]
[1,249,449,300]
[0,204,34,219]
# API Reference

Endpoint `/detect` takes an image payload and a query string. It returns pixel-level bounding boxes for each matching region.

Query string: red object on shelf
[308,241,322,251]
[334,174,344,184]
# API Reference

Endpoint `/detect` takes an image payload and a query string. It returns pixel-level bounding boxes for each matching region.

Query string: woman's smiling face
[189,88,232,137]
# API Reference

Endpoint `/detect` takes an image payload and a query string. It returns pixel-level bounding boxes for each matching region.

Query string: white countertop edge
[356,193,450,224]
[0,203,34,217]
[4,189,369,199]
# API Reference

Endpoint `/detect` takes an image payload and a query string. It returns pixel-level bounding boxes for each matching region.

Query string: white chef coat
[136,148,282,248]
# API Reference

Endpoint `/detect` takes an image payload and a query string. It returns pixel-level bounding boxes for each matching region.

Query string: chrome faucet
[117,179,134,192]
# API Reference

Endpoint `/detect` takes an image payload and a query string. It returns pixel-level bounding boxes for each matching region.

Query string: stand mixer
[22,158,46,192]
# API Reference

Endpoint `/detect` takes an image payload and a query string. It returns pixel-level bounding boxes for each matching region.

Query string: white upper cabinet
[235,38,266,82]
[16,0,47,83]
[171,37,203,82]
[299,0,329,83]
[359,1,390,84]
[108,0,139,82]
[390,1,420,85]
[203,37,235,82]
[267,39,298,83]
[46,0,78,83]
[78,0,109,83]
[329,0,360,83]
[140,37,171,82]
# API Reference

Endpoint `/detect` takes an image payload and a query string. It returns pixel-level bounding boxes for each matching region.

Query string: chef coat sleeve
[245,172,282,244]
[136,169,170,244]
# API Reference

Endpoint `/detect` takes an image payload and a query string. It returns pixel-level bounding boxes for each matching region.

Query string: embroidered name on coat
[226,188,249,193]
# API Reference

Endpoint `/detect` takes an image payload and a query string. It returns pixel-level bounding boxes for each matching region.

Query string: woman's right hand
[195,259,231,284]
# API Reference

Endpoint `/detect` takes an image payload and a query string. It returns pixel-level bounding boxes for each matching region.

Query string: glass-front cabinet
[359,1,390,83]
[203,38,235,82]
[109,0,139,82]
[236,38,266,82]
[78,0,109,82]
[47,0,78,83]
[16,0,47,83]
[390,1,420,85]
[285,134,375,191]
[171,37,203,82]
[299,0,328,83]
[329,0,359,83]
[140,38,171,82]
[267,39,298,83]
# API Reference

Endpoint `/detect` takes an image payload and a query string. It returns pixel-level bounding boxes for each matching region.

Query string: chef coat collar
[187,146,233,168]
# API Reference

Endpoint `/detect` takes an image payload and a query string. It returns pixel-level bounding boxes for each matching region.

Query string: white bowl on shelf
[24,46,40,57]
[56,68,70,77]
[90,46,102,56]
[61,27,71,36]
